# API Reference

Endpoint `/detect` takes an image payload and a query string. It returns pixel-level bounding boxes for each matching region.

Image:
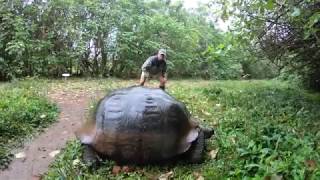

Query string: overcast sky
[173,0,230,31]
[181,0,210,9]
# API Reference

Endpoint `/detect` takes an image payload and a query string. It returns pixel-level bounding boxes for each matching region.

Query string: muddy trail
[0,88,99,180]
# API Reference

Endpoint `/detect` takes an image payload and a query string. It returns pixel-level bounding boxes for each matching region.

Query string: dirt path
[0,88,95,180]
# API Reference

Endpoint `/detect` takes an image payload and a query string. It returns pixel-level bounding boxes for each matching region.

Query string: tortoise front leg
[82,144,99,167]
[185,130,205,163]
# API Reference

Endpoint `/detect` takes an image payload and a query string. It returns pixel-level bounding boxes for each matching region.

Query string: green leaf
[248,140,255,148]
[244,164,260,169]
[218,43,225,49]
[266,0,275,10]
[291,7,301,17]
[307,12,320,28]
[303,30,311,39]
[222,9,229,21]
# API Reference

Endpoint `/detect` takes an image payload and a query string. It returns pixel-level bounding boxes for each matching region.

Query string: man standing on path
[139,49,167,90]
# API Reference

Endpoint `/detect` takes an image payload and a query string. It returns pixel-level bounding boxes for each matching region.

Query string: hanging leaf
[266,0,275,10]
[291,7,301,17]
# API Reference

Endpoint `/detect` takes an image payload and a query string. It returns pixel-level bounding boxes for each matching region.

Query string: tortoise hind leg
[82,144,99,167]
[185,130,205,163]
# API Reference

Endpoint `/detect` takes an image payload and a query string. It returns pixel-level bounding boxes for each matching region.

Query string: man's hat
[158,49,166,56]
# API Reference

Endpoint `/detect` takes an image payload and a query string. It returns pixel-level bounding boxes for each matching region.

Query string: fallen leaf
[73,159,81,166]
[264,174,283,180]
[209,149,219,159]
[122,165,134,173]
[158,171,173,180]
[15,152,26,159]
[203,111,211,116]
[211,120,219,126]
[32,175,42,180]
[305,160,317,171]
[197,176,204,180]
[40,114,46,119]
[38,147,46,152]
[112,165,121,175]
[49,150,60,158]
[230,137,236,144]
[193,172,204,180]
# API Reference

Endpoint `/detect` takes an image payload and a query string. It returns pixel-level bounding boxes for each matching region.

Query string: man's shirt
[141,55,167,76]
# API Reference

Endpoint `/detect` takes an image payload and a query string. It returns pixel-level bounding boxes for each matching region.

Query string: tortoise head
[190,117,214,139]
[75,119,97,144]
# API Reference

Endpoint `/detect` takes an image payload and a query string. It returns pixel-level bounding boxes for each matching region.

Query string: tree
[213,0,320,90]
[0,0,246,80]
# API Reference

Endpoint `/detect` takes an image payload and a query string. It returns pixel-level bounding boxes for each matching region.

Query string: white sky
[181,0,209,9]
[174,0,230,31]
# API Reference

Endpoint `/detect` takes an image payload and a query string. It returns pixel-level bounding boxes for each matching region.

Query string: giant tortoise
[76,86,214,165]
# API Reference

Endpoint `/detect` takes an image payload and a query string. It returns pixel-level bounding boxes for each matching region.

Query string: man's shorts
[141,71,162,80]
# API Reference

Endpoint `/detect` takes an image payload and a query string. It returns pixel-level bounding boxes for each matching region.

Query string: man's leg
[159,75,166,90]
[139,71,148,86]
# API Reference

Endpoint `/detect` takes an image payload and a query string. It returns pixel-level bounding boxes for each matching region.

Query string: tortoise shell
[76,86,199,163]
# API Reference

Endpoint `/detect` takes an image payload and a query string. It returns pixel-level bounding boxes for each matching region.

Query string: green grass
[42,79,320,179]
[0,78,58,169]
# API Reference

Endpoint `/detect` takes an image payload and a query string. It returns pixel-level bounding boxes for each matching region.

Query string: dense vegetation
[1,0,320,178]
[45,79,320,179]
[0,80,58,169]
[0,0,277,81]
[213,0,320,90]
[1,0,319,90]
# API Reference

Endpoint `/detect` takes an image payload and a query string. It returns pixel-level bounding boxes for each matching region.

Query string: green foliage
[0,80,58,169]
[44,79,320,179]
[201,81,320,179]
[0,0,249,80]
[214,0,320,90]
[276,68,304,88]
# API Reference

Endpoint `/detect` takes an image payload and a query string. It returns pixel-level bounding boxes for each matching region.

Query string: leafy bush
[0,82,58,169]
[214,0,320,91]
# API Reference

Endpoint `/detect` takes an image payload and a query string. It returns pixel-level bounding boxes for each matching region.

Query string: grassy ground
[0,79,58,169]
[35,79,320,179]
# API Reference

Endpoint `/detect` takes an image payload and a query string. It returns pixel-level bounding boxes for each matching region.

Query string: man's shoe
[159,85,165,90]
